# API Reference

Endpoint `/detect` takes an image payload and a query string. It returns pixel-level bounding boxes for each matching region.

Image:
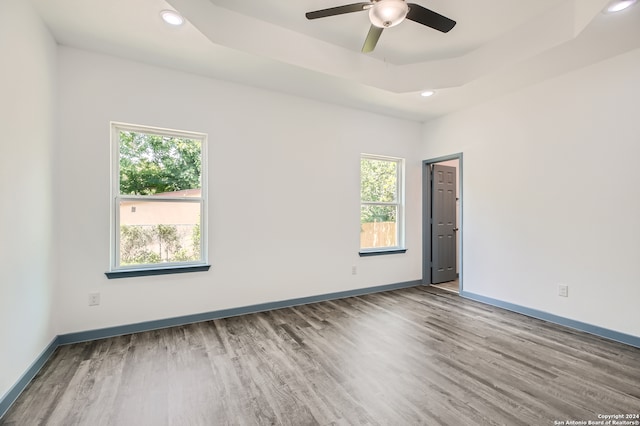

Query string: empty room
[1,0,639,424]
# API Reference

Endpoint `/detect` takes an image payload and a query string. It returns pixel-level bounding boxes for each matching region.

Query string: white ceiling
[31,0,640,121]
[207,0,560,64]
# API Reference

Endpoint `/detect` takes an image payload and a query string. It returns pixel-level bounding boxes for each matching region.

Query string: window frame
[108,122,209,277]
[359,153,406,255]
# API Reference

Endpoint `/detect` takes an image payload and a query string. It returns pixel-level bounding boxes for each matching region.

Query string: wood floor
[431,280,459,293]
[2,287,639,426]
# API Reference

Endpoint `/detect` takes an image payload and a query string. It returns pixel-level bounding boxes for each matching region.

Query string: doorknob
[453,228,459,232]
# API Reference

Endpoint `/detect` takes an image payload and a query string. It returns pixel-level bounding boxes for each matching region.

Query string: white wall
[0,0,57,401]
[421,48,640,337]
[55,47,423,334]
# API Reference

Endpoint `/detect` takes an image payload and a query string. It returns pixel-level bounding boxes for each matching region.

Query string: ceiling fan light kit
[305,0,456,53]
[369,0,409,28]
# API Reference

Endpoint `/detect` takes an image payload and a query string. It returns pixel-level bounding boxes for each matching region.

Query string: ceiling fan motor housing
[369,0,409,28]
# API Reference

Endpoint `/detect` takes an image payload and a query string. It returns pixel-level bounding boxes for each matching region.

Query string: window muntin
[360,155,405,252]
[111,123,207,271]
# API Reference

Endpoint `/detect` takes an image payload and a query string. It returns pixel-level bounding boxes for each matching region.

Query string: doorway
[423,154,462,293]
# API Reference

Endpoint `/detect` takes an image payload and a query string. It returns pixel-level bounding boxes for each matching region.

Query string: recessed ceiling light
[160,10,184,26]
[420,90,435,98]
[604,0,637,13]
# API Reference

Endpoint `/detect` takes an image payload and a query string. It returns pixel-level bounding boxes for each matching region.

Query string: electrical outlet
[351,265,357,275]
[88,293,101,306]
[558,284,568,297]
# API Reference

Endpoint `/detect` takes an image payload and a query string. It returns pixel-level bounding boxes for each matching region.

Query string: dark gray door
[431,164,457,284]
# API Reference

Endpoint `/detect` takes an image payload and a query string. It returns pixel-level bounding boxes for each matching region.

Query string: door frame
[423,153,463,290]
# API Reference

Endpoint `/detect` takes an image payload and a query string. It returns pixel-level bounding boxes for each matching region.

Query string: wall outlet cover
[88,293,101,306]
[558,285,568,297]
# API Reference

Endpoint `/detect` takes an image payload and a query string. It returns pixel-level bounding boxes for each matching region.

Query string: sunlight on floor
[431,279,459,294]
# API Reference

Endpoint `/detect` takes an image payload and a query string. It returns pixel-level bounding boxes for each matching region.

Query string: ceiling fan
[305,0,456,53]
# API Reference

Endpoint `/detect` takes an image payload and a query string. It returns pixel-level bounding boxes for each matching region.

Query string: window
[108,123,208,276]
[360,154,405,255]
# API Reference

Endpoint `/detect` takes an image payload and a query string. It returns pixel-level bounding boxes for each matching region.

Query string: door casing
[423,153,463,289]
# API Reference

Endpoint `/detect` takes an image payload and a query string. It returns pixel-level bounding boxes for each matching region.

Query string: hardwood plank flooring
[2,287,639,425]
[431,280,459,293]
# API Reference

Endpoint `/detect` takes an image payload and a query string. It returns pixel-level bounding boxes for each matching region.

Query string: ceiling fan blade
[362,25,383,53]
[306,3,371,20]
[406,4,456,33]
